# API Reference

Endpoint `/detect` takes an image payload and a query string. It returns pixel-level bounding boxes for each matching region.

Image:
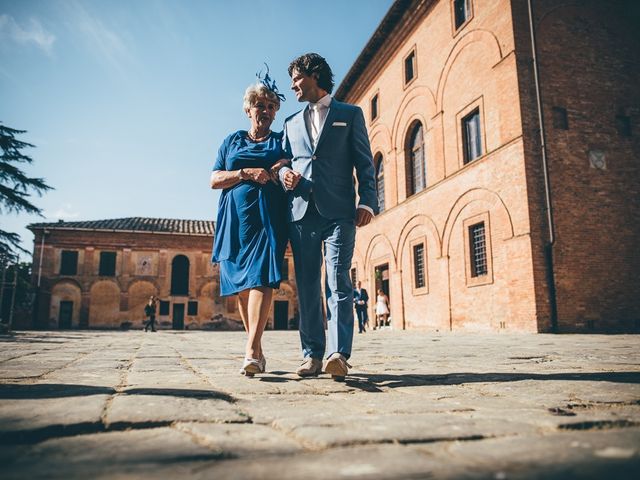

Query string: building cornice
[335,0,435,104]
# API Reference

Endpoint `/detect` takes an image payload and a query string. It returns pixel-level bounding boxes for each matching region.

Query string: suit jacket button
[312,155,317,160]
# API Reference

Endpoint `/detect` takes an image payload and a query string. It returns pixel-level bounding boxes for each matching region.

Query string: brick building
[337,0,639,332]
[28,218,298,330]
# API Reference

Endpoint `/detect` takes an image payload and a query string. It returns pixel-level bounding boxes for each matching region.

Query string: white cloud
[0,14,55,54]
[64,1,134,77]
[45,204,80,221]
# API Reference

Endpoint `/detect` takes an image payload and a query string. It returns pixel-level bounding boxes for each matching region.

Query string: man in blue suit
[280,53,378,380]
[353,281,370,333]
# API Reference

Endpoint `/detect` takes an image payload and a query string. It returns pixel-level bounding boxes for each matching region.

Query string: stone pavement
[0,329,639,479]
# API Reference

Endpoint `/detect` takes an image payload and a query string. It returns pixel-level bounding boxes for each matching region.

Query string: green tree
[1,262,32,328]
[0,123,53,261]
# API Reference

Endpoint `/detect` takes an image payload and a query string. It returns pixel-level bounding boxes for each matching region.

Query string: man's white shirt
[279,94,374,216]
[306,94,332,147]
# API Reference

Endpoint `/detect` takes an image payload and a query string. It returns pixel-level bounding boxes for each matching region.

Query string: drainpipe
[37,230,47,288]
[33,229,49,329]
[527,0,558,333]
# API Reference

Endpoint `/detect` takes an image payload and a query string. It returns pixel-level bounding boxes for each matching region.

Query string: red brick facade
[337,0,639,332]
[28,219,298,330]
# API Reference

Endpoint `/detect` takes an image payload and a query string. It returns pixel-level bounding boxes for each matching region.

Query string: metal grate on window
[350,268,357,285]
[413,243,426,288]
[469,223,488,277]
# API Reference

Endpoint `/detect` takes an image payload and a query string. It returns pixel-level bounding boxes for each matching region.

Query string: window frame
[615,114,632,137]
[98,251,117,276]
[403,47,417,88]
[60,250,78,276]
[463,212,493,287]
[370,91,379,123]
[462,108,482,164]
[410,236,429,295]
[159,300,170,316]
[170,254,190,296]
[456,97,486,168]
[552,106,569,130]
[374,152,385,213]
[406,121,426,197]
[451,0,474,35]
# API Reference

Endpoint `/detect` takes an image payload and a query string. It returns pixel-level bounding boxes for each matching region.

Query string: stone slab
[105,393,246,426]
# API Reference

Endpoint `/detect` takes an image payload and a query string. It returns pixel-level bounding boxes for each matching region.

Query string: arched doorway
[171,255,189,296]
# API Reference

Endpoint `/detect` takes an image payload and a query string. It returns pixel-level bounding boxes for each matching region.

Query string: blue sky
[1,0,393,260]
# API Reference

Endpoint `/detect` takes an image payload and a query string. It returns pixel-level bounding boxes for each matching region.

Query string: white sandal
[241,357,261,376]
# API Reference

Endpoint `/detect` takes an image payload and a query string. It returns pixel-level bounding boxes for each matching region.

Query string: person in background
[375,289,390,329]
[144,296,157,332]
[353,281,369,333]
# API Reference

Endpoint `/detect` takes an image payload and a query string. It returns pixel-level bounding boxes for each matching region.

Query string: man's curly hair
[288,53,335,94]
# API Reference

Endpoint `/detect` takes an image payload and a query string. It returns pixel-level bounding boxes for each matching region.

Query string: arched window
[374,153,385,213]
[406,122,426,196]
[171,255,189,296]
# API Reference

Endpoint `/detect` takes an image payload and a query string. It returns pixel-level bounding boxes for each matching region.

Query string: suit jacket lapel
[314,99,339,153]
[295,108,313,154]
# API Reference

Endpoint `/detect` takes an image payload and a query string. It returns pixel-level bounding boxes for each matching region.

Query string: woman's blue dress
[211,130,288,296]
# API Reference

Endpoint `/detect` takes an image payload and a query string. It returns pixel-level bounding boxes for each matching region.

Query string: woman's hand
[243,168,271,184]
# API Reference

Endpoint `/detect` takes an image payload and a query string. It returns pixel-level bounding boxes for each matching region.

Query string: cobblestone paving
[1,330,639,479]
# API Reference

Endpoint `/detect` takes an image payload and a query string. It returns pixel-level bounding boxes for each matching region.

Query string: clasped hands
[242,160,372,227]
[241,158,290,185]
[281,170,373,227]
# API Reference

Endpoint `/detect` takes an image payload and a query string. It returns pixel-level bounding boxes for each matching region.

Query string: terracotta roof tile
[28,217,215,236]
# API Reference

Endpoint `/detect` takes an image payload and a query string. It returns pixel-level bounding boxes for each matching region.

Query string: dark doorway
[59,301,73,329]
[374,263,390,298]
[274,301,289,330]
[171,255,189,296]
[172,303,185,330]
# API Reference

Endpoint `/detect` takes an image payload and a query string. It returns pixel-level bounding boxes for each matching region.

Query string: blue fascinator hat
[256,63,286,102]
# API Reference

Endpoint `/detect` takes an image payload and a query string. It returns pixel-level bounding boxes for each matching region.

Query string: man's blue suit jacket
[282,98,378,222]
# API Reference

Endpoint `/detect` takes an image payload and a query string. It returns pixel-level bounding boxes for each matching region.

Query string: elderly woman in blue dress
[210,74,289,376]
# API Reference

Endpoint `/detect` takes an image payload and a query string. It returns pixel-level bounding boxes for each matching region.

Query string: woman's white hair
[243,83,281,112]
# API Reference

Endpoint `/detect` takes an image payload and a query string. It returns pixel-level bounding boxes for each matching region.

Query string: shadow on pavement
[0,332,92,344]
[0,384,236,402]
[346,371,640,391]
[254,370,640,393]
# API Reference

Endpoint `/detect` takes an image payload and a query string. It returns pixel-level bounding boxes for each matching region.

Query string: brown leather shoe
[324,353,351,381]
[296,357,323,377]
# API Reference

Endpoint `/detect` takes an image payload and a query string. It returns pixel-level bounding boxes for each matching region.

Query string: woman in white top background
[374,289,390,329]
